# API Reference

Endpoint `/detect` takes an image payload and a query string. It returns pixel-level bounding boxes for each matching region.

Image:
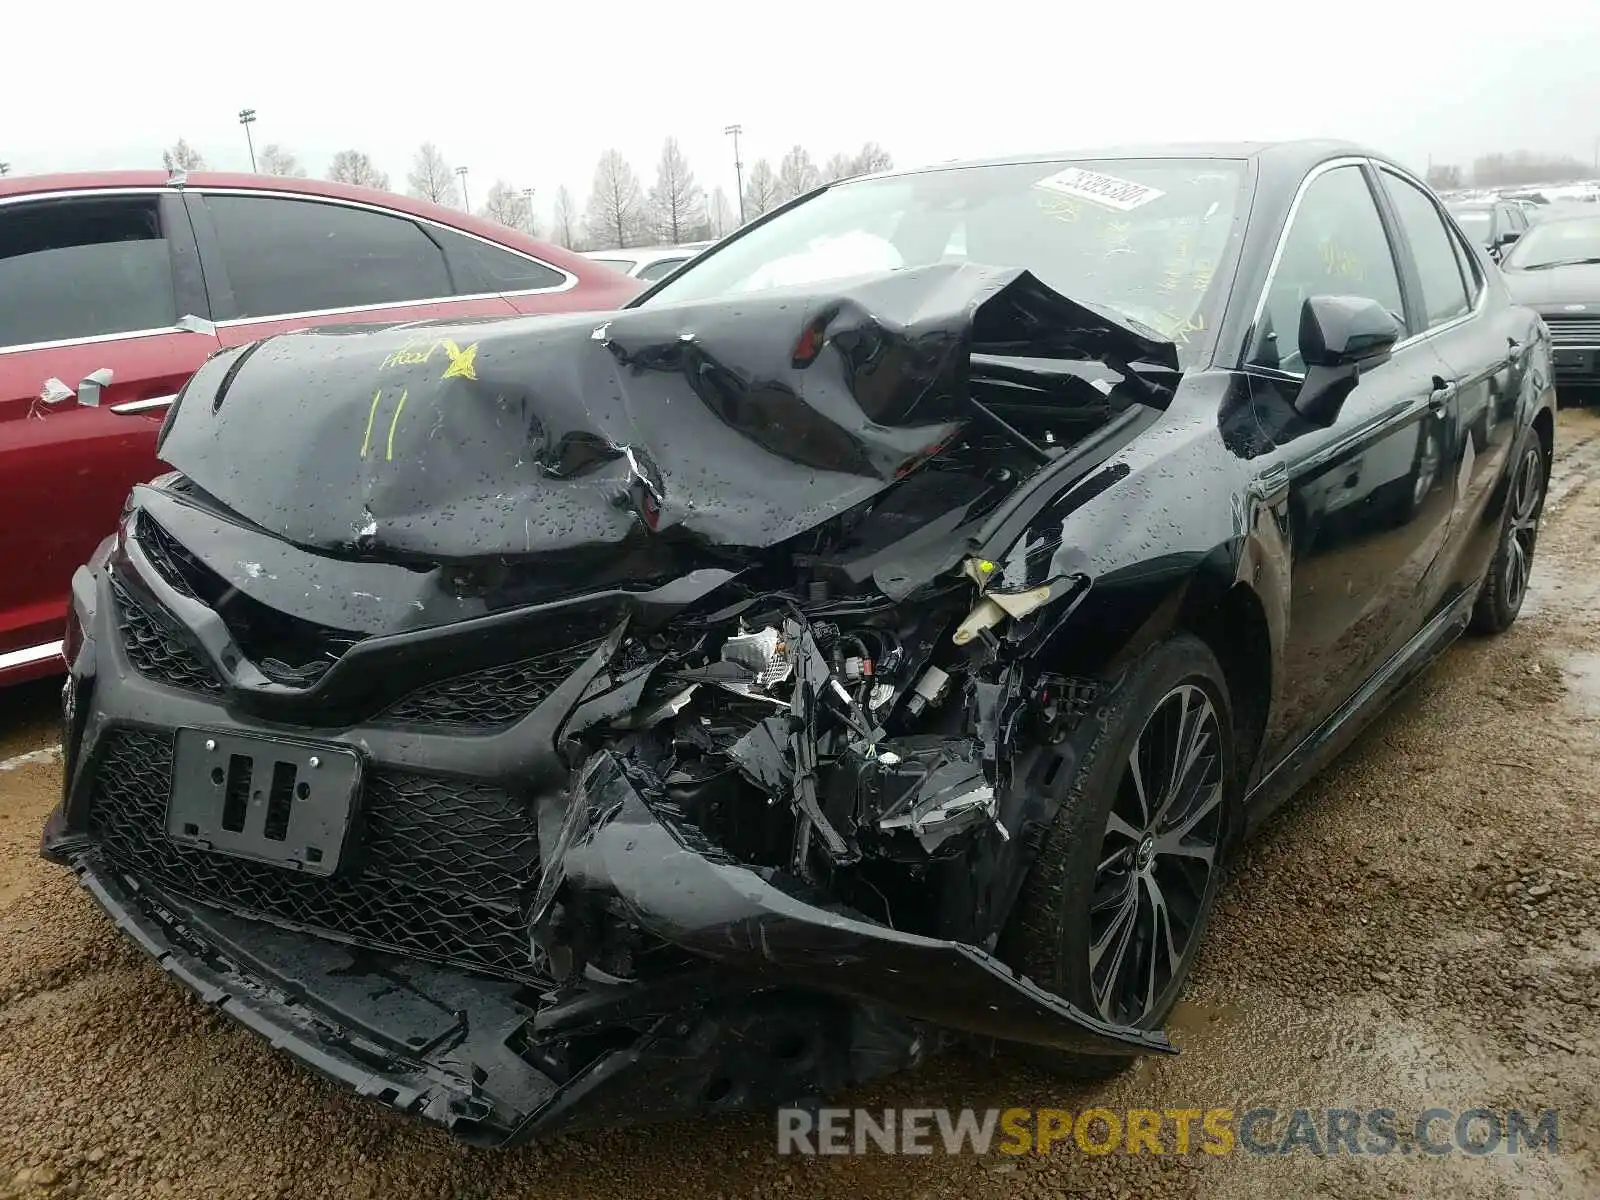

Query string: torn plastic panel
[156,263,1177,585]
[54,847,927,1146]
[534,753,1171,1057]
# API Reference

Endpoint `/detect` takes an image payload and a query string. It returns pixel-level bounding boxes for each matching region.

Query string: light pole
[456,165,470,210]
[724,123,745,224]
[238,109,257,171]
[520,187,534,232]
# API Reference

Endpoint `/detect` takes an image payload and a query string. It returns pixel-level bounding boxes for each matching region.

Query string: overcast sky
[7,0,1600,218]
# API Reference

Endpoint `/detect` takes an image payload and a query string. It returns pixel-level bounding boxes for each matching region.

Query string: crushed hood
[159,263,1176,565]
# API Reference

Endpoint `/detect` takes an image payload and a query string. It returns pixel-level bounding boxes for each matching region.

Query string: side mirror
[1295,295,1402,425]
[1497,229,1522,247]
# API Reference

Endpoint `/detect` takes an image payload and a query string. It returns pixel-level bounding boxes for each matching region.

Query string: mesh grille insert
[87,728,542,980]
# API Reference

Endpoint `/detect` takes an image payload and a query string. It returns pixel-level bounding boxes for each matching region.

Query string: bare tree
[821,152,855,183]
[480,180,536,233]
[1425,164,1463,191]
[742,158,779,220]
[1473,150,1591,187]
[707,186,735,238]
[647,137,706,245]
[258,144,307,178]
[161,139,206,172]
[775,145,821,204]
[552,185,580,248]
[848,142,893,176]
[583,150,649,249]
[327,150,390,190]
[407,142,458,206]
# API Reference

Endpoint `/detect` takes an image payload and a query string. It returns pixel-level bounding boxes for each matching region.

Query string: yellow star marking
[440,339,479,381]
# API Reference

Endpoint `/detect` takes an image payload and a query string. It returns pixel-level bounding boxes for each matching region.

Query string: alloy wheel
[1503,442,1544,612]
[1088,683,1225,1025]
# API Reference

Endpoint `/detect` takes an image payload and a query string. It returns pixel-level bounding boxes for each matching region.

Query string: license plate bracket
[166,728,360,876]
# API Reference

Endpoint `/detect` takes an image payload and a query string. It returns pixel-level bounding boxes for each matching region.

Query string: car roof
[853,139,1387,183]
[583,244,708,264]
[0,169,599,277]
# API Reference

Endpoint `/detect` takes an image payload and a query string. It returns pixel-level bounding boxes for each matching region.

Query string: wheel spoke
[1155,791,1222,864]
[1141,872,1184,1009]
[1508,540,1527,604]
[1105,810,1142,845]
[1090,869,1134,915]
[1155,690,1215,828]
[1090,890,1139,1015]
[1127,750,1152,828]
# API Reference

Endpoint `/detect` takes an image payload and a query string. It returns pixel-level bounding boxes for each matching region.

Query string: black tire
[998,634,1239,1079]
[1470,433,1548,635]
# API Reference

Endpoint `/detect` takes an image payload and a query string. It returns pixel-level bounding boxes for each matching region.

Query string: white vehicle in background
[583,241,715,282]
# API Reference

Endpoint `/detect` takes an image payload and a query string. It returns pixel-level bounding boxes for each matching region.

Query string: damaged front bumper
[44,488,1170,1143]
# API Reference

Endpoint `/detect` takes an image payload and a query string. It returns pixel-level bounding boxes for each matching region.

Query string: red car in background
[0,170,640,686]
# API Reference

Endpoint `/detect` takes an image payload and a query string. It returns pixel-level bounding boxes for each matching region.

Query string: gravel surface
[1,409,1597,1200]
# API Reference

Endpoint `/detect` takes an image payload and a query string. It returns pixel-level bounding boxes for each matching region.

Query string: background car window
[0,197,177,349]
[203,194,452,319]
[1247,165,1403,373]
[635,257,688,282]
[589,257,636,273]
[1381,171,1471,329]
[428,226,566,293]
[1446,221,1485,306]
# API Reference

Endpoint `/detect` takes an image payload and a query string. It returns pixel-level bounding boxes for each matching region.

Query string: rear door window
[0,196,177,349]
[428,225,568,293]
[201,193,453,319]
[1379,170,1471,329]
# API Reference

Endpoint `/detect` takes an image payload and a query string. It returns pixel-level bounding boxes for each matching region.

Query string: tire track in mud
[0,412,1596,1199]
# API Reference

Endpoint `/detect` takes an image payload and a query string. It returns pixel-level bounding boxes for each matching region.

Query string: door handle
[108,393,178,416]
[1427,376,1457,413]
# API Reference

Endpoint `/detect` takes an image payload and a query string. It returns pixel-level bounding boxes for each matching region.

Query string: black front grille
[379,639,604,730]
[135,512,364,687]
[136,512,201,600]
[88,729,541,980]
[111,577,223,693]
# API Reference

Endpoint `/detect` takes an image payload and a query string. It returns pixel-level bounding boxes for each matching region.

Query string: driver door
[1245,162,1456,765]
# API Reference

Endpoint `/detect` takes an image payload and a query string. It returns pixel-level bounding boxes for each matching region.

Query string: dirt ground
[1,410,1597,1200]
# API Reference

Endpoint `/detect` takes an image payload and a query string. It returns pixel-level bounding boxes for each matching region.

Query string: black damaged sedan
[44,140,1555,1144]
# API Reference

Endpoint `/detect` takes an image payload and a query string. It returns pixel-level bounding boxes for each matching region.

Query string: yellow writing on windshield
[1319,239,1364,281]
[1038,195,1083,223]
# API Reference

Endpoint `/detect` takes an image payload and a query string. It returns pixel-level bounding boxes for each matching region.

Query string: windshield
[639,158,1249,363]
[1502,217,1600,269]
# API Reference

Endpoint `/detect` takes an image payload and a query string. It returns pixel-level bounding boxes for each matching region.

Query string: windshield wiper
[1521,257,1600,271]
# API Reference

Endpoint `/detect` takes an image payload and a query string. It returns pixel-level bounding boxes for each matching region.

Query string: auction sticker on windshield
[1034,167,1166,211]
